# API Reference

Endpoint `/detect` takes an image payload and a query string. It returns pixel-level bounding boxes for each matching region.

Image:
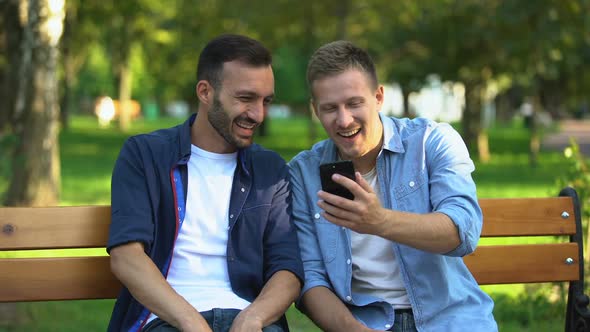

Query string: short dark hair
[307,40,378,95]
[196,34,272,89]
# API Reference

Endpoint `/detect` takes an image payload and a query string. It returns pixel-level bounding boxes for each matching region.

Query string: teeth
[236,121,256,129]
[339,128,360,137]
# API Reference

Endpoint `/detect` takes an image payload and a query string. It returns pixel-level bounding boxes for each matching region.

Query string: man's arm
[110,242,212,332]
[318,175,459,253]
[288,160,379,331]
[318,173,460,253]
[300,287,378,332]
[318,124,481,255]
[230,270,300,331]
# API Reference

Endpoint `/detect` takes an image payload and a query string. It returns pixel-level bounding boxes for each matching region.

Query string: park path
[542,119,590,156]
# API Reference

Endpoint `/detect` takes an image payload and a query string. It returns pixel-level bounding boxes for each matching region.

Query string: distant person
[106,34,303,332]
[520,99,534,128]
[289,40,497,331]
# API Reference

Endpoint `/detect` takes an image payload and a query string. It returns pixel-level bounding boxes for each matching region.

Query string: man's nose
[336,107,354,127]
[248,100,266,123]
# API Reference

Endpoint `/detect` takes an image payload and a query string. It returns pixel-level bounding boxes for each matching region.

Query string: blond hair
[306,41,378,96]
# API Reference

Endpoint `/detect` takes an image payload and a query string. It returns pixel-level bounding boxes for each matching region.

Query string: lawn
[0,114,579,331]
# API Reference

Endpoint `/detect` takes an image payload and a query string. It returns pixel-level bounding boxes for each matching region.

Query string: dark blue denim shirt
[106,114,304,331]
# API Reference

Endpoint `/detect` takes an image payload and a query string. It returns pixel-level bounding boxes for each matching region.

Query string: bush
[557,138,590,224]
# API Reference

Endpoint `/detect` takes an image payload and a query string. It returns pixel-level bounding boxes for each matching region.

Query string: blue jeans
[388,309,417,332]
[142,308,284,332]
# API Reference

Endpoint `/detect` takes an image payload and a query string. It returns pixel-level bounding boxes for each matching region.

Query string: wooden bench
[1,187,589,330]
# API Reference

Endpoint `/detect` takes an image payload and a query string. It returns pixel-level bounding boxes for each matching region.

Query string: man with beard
[289,41,497,331]
[106,34,303,332]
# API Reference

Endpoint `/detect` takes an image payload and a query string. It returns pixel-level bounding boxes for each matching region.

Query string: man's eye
[263,98,273,105]
[238,96,253,102]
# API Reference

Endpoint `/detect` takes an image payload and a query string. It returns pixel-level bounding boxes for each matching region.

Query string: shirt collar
[380,113,405,154]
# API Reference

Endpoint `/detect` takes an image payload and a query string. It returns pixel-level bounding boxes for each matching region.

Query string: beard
[208,95,256,149]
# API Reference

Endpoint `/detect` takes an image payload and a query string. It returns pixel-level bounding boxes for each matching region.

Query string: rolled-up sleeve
[107,137,154,253]
[262,163,305,285]
[425,124,483,257]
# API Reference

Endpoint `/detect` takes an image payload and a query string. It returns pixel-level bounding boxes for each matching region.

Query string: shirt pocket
[314,219,340,263]
[393,169,429,212]
[236,204,271,241]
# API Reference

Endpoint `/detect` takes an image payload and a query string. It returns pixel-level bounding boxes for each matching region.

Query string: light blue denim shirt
[289,114,497,331]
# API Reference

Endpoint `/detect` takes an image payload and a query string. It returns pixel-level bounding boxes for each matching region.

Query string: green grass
[0,115,580,331]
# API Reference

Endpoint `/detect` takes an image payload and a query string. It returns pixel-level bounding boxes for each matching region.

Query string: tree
[0,0,23,135]
[4,0,65,206]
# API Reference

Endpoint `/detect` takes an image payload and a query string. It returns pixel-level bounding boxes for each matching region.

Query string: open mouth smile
[235,120,258,130]
[338,128,361,138]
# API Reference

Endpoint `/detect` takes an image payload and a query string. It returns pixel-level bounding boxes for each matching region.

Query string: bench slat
[0,198,575,251]
[0,206,110,250]
[464,243,580,284]
[479,197,576,237]
[0,242,579,302]
[0,256,121,302]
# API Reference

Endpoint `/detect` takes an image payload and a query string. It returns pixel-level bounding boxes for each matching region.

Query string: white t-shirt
[350,167,411,309]
[147,145,251,324]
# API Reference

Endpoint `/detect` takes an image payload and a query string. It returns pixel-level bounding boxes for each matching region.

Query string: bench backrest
[0,188,583,302]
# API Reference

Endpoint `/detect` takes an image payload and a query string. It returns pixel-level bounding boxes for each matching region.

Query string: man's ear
[196,80,213,105]
[310,99,319,118]
[375,85,385,111]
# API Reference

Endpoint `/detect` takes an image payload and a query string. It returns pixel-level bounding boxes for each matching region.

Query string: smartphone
[319,160,356,200]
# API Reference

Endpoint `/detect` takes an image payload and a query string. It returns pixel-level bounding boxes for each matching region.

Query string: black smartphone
[319,160,356,200]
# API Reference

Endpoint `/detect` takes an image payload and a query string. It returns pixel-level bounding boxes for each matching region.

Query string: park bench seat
[0,187,589,330]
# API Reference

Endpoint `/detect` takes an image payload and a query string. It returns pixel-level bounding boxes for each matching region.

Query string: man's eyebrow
[234,90,257,96]
[348,96,365,102]
[234,90,274,98]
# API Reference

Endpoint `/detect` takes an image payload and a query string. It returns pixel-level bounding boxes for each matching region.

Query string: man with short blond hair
[290,40,497,332]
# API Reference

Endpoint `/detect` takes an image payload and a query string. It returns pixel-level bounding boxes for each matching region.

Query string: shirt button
[385,324,391,329]
[314,213,320,219]
[341,227,346,230]
[241,187,245,192]
[230,214,234,219]
[345,296,352,302]
[346,259,351,264]
[409,181,415,187]
[227,226,230,230]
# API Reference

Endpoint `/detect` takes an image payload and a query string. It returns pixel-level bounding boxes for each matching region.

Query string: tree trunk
[529,96,541,168]
[59,4,74,129]
[0,0,23,134]
[335,0,350,40]
[477,131,490,163]
[117,52,133,132]
[5,0,64,207]
[462,83,482,155]
[402,87,412,118]
[303,0,317,144]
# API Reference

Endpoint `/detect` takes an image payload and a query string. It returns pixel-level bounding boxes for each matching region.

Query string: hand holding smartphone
[319,160,356,200]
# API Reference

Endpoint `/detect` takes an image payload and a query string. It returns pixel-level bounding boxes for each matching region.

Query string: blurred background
[1,0,590,331]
